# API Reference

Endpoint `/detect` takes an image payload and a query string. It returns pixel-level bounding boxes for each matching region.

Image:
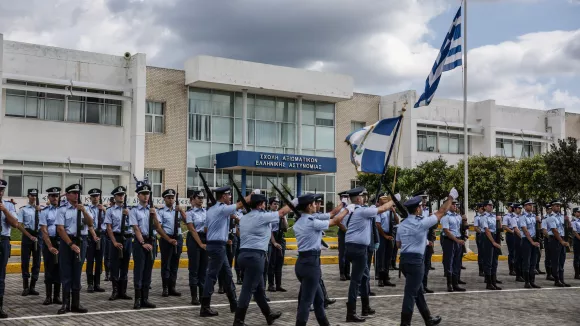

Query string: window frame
[145,101,165,134]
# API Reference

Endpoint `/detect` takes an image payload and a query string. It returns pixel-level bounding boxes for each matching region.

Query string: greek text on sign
[255,154,323,170]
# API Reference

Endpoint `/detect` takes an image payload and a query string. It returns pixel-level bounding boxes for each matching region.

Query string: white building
[0,34,146,202]
[380,90,566,168]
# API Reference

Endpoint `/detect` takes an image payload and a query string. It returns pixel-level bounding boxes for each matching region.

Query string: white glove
[347,204,355,213]
[341,198,348,204]
[394,193,401,201]
[252,189,261,194]
[449,188,459,200]
[291,198,299,207]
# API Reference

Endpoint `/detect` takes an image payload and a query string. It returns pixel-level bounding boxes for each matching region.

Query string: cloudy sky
[1,0,579,112]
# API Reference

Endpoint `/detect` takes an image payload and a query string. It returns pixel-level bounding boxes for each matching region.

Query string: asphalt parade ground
[1,251,579,325]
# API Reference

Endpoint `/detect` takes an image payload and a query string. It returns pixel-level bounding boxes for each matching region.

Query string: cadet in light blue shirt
[337,193,351,281]
[473,202,485,276]
[184,190,207,305]
[344,187,394,322]
[0,179,20,316]
[234,194,291,325]
[293,193,347,325]
[545,200,570,287]
[200,186,247,317]
[510,203,525,282]
[38,186,62,305]
[502,202,517,277]
[84,188,106,294]
[479,200,503,290]
[17,188,43,296]
[375,195,399,288]
[396,189,457,325]
[571,207,580,278]
[440,201,465,292]
[518,200,541,288]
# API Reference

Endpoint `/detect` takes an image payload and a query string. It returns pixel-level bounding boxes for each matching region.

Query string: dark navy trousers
[548,237,566,281]
[42,237,60,285]
[186,232,207,289]
[237,249,269,310]
[133,240,154,290]
[377,236,393,273]
[86,236,104,276]
[160,235,183,281]
[442,237,461,277]
[0,238,10,296]
[521,238,537,279]
[422,245,433,289]
[21,235,42,281]
[482,234,498,275]
[110,236,133,282]
[506,232,515,266]
[345,243,369,305]
[573,238,580,268]
[514,235,523,275]
[59,237,86,292]
[295,251,326,324]
[400,253,428,314]
[476,233,483,270]
[202,241,236,299]
[338,230,350,276]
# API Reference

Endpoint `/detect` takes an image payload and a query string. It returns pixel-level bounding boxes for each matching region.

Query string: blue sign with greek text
[216,151,336,174]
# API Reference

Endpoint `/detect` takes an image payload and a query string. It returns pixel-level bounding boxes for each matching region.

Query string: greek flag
[345,116,402,174]
[415,6,463,108]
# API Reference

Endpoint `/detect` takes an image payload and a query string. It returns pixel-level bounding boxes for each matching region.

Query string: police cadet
[375,194,398,288]
[502,202,516,276]
[157,188,185,297]
[510,203,525,282]
[0,179,20,318]
[219,208,239,295]
[473,202,485,277]
[233,192,290,326]
[85,188,106,293]
[397,188,457,326]
[480,200,503,290]
[55,183,93,314]
[200,186,247,317]
[344,187,394,323]
[105,186,133,301]
[541,204,553,281]
[441,200,466,292]
[17,188,42,296]
[130,180,177,309]
[313,194,338,308]
[294,193,347,326]
[519,199,541,288]
[571,207,580,280]
[268,196,288,293]
[546,199,571,287]
[39,187,62,306]
[185,190,208,305]
[420,193,436,294]
[104,196,115,282]
[337,193,351,281]
[234,207,243,285]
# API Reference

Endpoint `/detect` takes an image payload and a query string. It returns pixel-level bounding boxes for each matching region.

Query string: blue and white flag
[415,6,463,108]
[345,116,402,174]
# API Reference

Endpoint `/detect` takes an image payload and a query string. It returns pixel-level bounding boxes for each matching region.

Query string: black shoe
[236,277,243,285]
[340,274,347,281]
[524,282,531,289]
[530,282,541,289]
[168,279,181,297]
[384,280,396,287]
[361,297,375,317]
[419,308,442,326]
[162,278,169,297]
[233,307,248,326]
[200,297,219,317]
[345,302,365,322]
[378,279,384,287]
[446,275,454,292]
[0,297,7,318]
[537,269,546,275]
[515,276,525,282]
[485,275,496,290]
[546,275,555,281]
[265,311,282,325]
[28,279,39,296]
[452,276,466,292]
[87,274,94,293]
[369,291,376,297]
[400,311,412,326]
[479,271,484,277]
[430,266,436,270]
[267,285,276,292]
[275,286,287,293]
[461,265,466,270]
[104,272,110,282]
[325,297,336,306]
[117,281,132,300]
[93,275,105,293]
[227,293,238,313]
[108,281,118,301]
[561,281,571,287]
[21,278,30,296]
[57,291,70,314]
[190,286,200,306]
[71,291,88,313]
[133,289,142,310]
[424,287,434,294]
[492,275,502,290]
[141,288,156,309]
[53,283,62,305]
[554,280,565,287]
[458,279,467,285]
[345,274,351,280]
[509,271,516,276]
[43,283,53,305]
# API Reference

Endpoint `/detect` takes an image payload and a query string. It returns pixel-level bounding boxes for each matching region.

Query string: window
[4,81,122,126]
[351,121,366,132]
[146,101,165,133]
[416,125,469,154]
[496,136,542,158]
[350,179,360,189]
[145,170,163,197]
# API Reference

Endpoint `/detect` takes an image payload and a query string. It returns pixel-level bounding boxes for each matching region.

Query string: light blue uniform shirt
[473,213,483,233]
[270,210,280,233]
[105,204,133,234]
[206,202,237,242]
[572,218,580,233]
[375,211,391,233]
[293,214,329,252]
[338,207,348,228]
[345,205,379,246]
[314,212,331,221]
[157,205,181,237]
[502,212,513,227]
[519,211,537,238]
[186,207,206,233]
[441,211,461,237]
[546,212,565,236]
[18,204,39,231]
[479,212,497,233]
[55,202,92,236]
[508,214,520,230]
[541,216,549,230]
[129,204,158,237]
[88,204,106,232]
[239,210,279,251]
[421,207,430,218]
[396,214,438,254]
[1,200,16,237]
[39,205,59,237]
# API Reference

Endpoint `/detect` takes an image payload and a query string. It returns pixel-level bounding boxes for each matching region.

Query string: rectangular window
[351,121,365,132]
[316,126,334,150]
[145,170,163,197]
[350,179,359,189]
[417,127,468,154]
[315,102,334,126]
[496,137,541,158]
[189,114,211,141]
[146,101,165,133]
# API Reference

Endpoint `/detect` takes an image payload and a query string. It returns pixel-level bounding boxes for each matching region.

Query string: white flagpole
[463,0,469,222]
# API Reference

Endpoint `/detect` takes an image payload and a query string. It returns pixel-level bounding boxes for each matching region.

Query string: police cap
[162,189,176,198]
[88,188,102,197]
[111,186,127,196]
[27,188,39,196]
[0,179,6,189]
[268,197,280,205]
[65,184,82,194]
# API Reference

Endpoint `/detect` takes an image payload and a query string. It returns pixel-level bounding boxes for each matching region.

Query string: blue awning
[216,151,336,175]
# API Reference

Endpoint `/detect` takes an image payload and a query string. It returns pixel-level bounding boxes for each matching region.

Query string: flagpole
[462,0,469,220]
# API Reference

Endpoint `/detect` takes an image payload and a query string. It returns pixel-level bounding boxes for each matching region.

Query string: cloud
[551,89,580,112]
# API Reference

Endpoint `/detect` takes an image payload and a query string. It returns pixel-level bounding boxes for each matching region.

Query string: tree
[356,166,413,199]
[467,156,514,212]
[506,155,557,216]
[412,156,450,207]
[544,137,580,208]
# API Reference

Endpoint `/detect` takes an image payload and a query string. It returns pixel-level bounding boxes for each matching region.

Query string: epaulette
[308,217,314,221]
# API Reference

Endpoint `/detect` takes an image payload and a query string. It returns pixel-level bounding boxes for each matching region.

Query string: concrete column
[241,169,247,196]
[0,34,4,129]
[296,173,302,196]
[477,100,496,157]
[242,89,248,150]
[129,53,147,191]
[297,96,303,155]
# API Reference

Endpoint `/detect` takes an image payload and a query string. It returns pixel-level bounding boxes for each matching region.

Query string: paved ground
[2,255,579,325]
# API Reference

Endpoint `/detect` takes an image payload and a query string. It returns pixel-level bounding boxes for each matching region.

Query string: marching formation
[0,177,579,326]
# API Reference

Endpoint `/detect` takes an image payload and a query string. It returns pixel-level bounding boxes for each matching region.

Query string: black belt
[239,248,266,254]
[25,228,39,236]
[298,250,320,257]
[114,233,133,239]
[206,240,226,246]
[0,236,10,240]
[49,236,59,241]
[67,236,80,242]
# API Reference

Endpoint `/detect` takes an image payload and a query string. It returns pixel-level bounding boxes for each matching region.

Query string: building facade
[0,34,146,206]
